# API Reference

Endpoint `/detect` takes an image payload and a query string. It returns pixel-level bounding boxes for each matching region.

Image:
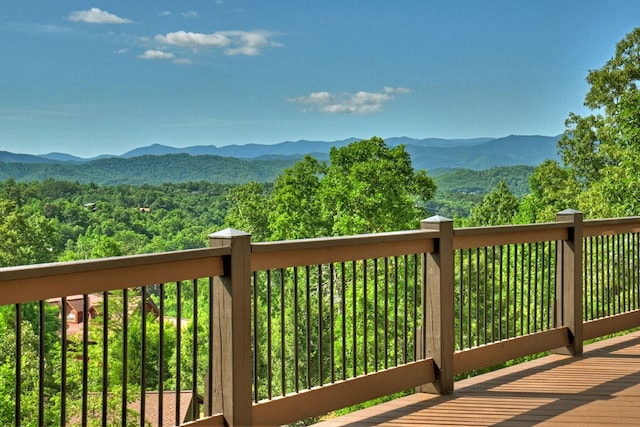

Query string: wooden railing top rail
[584,216,640,237]
[251,229,436,271]
[0,247,229,306]
[452,222,569,250]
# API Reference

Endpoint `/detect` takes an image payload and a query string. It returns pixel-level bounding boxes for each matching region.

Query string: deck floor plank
[314,331,640,426]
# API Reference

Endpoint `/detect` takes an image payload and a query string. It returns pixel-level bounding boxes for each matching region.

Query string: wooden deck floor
[315,330,640,426]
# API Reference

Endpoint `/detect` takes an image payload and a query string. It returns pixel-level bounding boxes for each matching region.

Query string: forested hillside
[0,153,535,266]
[0,179,235,266]
[0,154,297,185]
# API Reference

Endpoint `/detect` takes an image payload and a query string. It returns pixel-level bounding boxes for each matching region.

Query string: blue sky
[1,1,639,157]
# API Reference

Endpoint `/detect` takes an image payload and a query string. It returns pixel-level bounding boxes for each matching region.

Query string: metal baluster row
[456,242,557,351]
[252,255,422,402]
[9,278,213,426]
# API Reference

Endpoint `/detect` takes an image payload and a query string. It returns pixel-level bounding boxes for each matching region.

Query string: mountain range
[0,135,561,185]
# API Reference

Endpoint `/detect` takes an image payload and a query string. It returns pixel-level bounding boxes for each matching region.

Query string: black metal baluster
[384,258,389,369]
[413,254,418,361]
[373,259,379,370]
[252,272,259,402]
[81,294,89,427]
[293,267,300,392]
[15,304,21,427]
[505,245,511,338]
[318,265,323,385]
[533,243,539,333]
[192,280,198,420]
[491,246,496,342]
[467,249,472,348]
[305,266,311,389]
[483,247,488,345]
[363,259,368,373]
[352,261,357,376]
[280,269,285,395]
[394,257,399,365]
[330,263,335,383]
[266,270,272,398]
[102,292,109,426]
[61,298,67,426]
[403,255,409,363]
[141,287,147,427]
[39,300,45,427]
[175,282,181,426]
[527,243,532,335]
[122,289,129,427]
[341,262,347,380]
[458,250,464,349]
[498,246,503,340]
[159,284,166,422]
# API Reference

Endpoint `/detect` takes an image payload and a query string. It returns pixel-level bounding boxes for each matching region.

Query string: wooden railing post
[207,228,252,426]
[554,209,584,356]
[418,216,455,394]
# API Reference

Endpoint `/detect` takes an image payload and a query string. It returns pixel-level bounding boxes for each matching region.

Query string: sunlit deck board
[315,330,640,426]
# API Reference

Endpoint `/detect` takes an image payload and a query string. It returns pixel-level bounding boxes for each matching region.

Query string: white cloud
[67,8,133,24]
[181,10,198,17]
[158,11,171,17]
[155,31,229,48]
[114,48,129,54]
[138,49,175,60]
[155,30,280,56]
[289,87,411,115]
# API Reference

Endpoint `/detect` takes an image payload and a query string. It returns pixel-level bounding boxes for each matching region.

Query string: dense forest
[0,154,296,185]
[3,27,640,425]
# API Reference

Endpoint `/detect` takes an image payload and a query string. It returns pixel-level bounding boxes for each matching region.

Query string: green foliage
[0,154,297,185]
[0,303,63,426]
[527,160,580,222]
[269,156,329,240]
[0,180,232,265]
[425,166,533,221]
[431,166,533,197]
[226,137,436,241]
[539,27,640,218]
[322,137,436,235]
[224,182,272,242]
[0,198,59,267]
[466,180,520,226]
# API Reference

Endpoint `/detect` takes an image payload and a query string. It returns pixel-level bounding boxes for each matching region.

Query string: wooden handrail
[251,229,436,271]
[0,247,229,305]
[453,222,569,250]
[583,216,640,237]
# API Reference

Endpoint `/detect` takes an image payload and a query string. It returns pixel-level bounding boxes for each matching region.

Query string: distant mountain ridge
[0,135,561,184]
[6,135,558,162]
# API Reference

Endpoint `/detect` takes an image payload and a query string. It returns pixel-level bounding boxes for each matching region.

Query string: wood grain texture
[314,330,640,426]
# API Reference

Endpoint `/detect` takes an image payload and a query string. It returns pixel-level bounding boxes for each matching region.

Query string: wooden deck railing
[2,210,640,426]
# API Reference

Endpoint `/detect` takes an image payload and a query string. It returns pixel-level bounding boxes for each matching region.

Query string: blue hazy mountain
[0,135,561,184]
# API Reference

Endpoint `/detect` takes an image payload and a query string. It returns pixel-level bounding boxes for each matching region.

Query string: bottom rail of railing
[252,358,435,426]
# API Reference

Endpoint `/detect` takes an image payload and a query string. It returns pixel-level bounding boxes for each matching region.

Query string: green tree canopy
[225,137,437,240]
[322,137,436,235]
[466,180,520,226]
[545,27,640,218]
[0,198,59,267]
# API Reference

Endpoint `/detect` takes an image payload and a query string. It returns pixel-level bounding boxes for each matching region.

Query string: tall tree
[321,137,436,236]
[224,137,436,240]
[224,182,272,241]
[466,180,520,226]
[269,155,329,240]
[550,27,640,217]
[0,199,59,267]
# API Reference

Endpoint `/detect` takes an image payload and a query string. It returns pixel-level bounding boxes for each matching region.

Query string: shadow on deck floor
[315,330,640,426]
